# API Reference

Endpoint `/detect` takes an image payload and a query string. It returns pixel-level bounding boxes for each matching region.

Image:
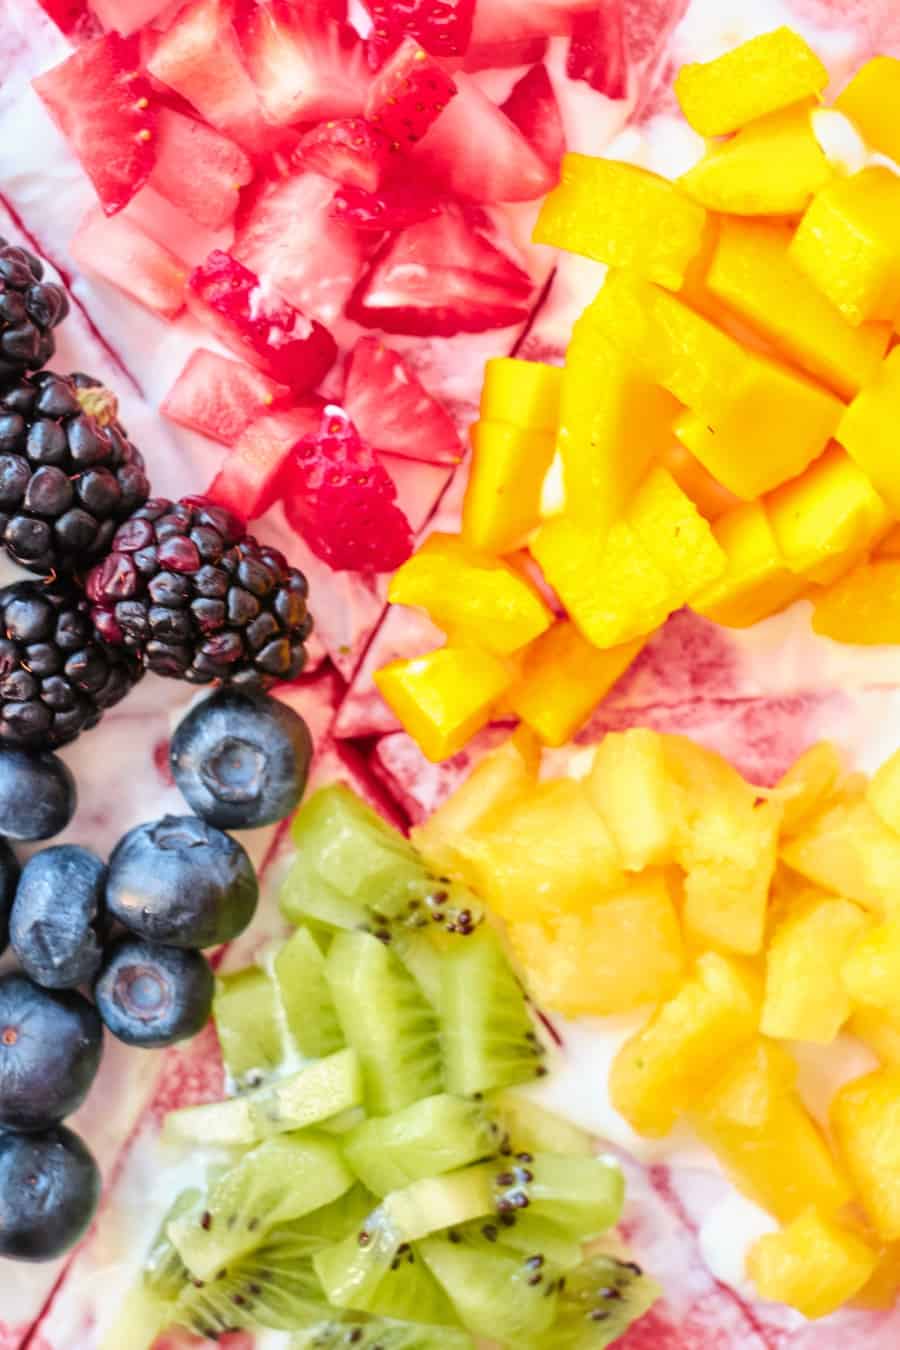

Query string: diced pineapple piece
[831,1069,900,1240]
[625,466,726,600]
[812,560,900,645]
[462,419,556,555]
[772,742,843,836]
[509,871,684,1017]
[780,795,900,914]
[533,155,708,289]
[479,358,561,432]
[508,622,644,749]
[674,27,828,136]
[374,646,512,764]
[843,920,900,1018]
[837,347,900,516]
[691,500,808,629]
[761,891,868,1042]
[692,1041,853,1221]
[747,1208,877,1319]
[609,951,761,1137]
[847,1008,900,1068]
[659,441,741,522]
[588,728,679,871]
[867,747,900,835]
[853,1240,900,1310]
[835,56,900,164]
[875,524,900,558]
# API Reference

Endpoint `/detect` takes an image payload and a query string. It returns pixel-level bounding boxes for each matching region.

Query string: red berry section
[567,6,629,99]
[330,180,440,231]
[295,117,392,192]
[363,0,476,62]
[71,209,187,318]
[161,349,291,446]
[365,36,457,148]
[238,0,370,127]
[90,0,174,37]
[501,63,566,171]
[149,107,254,229]
[343,336,462,466]
[35,0,100,39]
[207,401,325,519]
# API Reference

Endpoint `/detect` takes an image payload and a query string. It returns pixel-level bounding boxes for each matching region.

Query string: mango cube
[843,920,900,1018]
[875,524,900,558]
[533,155,707,289]
[374,646,512,764]
[463,419,556,555]
[847,1008,900,1068]
[388,534,552,655]
[868,747,900,836]
[609,951,760,1137]
[659,441,741,522]
[835,56,900,164]
[509,871,684,1017]
[508,622,644,748]
[790,167,900,325]
[748,1209,877,1319]
[589,727,679,871]
[772,741,843,836]
[838,347,900,515]
[706,217,891,399]
[692,1041,853,1221]
[781,796,900,914]
[479,357,561,432]
[625,466,726,600]
[680,101,831,217]
[691,501,808,629]
[832,1069,900,1240]
[762,891,868,1042]
[529,517,676,650]
[674,27,828,136]
[812,560,900,645]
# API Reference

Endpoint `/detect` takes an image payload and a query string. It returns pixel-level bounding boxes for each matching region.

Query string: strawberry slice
[71,208,187,318]
[150,107,254,229]
[463,36,548,71]
[239,0,370,126]
[295,117,391,192]
[186,249,337,391]
[347,205,534,336]
[364,0,476,62]
[470,0,600,44]
[90,0,174,35]
[365,37,457,150]
[567,6,628,98]
[344,335,462,465]
[162,349,291,446]
[282,406,414,573]
[207,401,325,519]
[37,0,100,37]
[33,33,157,216]
[500,63,565,171]
[329,179,440,232]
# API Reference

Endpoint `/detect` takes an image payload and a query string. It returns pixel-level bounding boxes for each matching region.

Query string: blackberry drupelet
[0,579,142,748]
[0,371,149,574]
[0,239,68,381]
[87,497,313,689]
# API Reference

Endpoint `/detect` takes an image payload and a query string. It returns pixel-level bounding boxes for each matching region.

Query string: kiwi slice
[492,1153,624,1242]
[418,1233,560,1341]
[343,1095,499,1197]
[326,930,443,1115]
[526,1254,660,1348]
[213,966,282,1089]
[293,1320,475,1349]
[273,926,345,1059]
[469,1211,584,1271]
[100,1283,173,1350]
[489,1089,594,1157]
[439,927,545,1096]
[143,1187,201,1299]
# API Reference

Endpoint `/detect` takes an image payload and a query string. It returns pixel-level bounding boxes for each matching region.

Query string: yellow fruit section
[462,419,556,555]
[674,27,828,136]
[625,465,726,599]
[848,1009,900,1068]
[834,55,900,164]
[659,440,741,522]
[838,347,900,515]
[374,646,512,764]
[832,1070,900,1240]
[812,560,900,644]
[780,795,900,913]
[772,741,843,836]
[691,500,808,628]
[588,728,679,871]
[479,357,562,431]
[748,1209,877,1319]
[761,891,868,1042]
[842,921,900,1018]
[868,747,900,834]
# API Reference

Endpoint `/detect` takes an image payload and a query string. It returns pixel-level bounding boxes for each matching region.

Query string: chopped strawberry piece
[282,406,414,573]
[91,0,174,35]
[463,36,548,71]
[239,1,370,126]
[207,401,325,519]
[150,107,254,230]
[470,0,599,44]
[413,73,554,203]
[33,33,156,217]
[500,63,565,171]
[567,6,628,98]
[295,117,391,192]
[329,180,440,232]
[344,336,462,465]
[365,37,456,149]
[186,249,337,391]
[364,0,475,62]
[71,208,187,318]
[233,170,365,324]
[162,349,291,446]
[347,205,534,336]
[36,0,100,38]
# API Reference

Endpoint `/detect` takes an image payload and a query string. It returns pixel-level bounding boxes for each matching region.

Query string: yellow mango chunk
[680,101,831,217]
[812,560,900,645]
[609,951,760,1137]
[835,56,900,164]
[674,27,828,136]
[664,734,780,954]
[790,167,900,325]
[843,920,900,1018]
[853,1241,900,1310]
[388,534,551,656]
[875,524,900,558]
[868,747,900,836]
[374,646,511,764]
[509,871,684,1017]
[462,419,556,555]
[838,346,900,515]
[479,357,561,431]
[691,501,808,629]
[748,1209,877,1319]
[772,741,843,836]
[766,445,891,586]
[659,441,741,522]
[625,465,726,600]
[762,891,868,1042]
[588,727,679,871]
[529,517,677,650]
[781,796,900,915]
[706,217,891,399]
[832,1069,900,1240]
[848,1008,900,1068]
[533,155,707,289]
[692,1041,853,1221]
[508,622,644,749]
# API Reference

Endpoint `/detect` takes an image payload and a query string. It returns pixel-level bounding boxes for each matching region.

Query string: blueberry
[0,1125,100,1261]
[0,747,75,840]
[0,972,103,1130]
[106,815,258,949]
[170,690,312,829]
[0,838,20,955]
[95,937,214,1047]
[10,845,107,988]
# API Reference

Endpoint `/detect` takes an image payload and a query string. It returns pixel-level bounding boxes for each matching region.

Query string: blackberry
[87,497,313,689]
[0,579,142,749]
[0,239,68,381]
[0,370,149,575]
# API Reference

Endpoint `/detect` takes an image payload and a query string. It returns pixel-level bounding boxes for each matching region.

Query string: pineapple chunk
[780,795,900,914]
[843,920,900,1017]
[831,1069,900,1240]
[867,748,900,836]
[848,1008,900,1067]
[588,728,679,871]
[509,871,684,1016]
[854,1241,900,1310]
[772,741,843,836]
[609,951,760,1137]
[748,1208,877,1319]
[762,891,868,1043]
